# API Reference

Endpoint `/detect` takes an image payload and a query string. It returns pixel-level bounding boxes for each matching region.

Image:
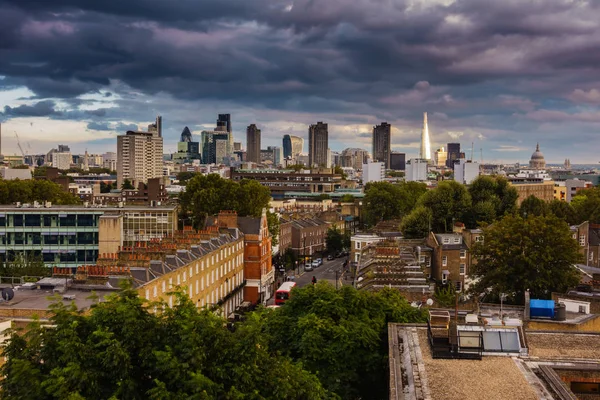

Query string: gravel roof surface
[417,329,538,400]
[527,332,600,359]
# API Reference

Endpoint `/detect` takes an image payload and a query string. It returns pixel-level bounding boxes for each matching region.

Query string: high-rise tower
[420,112,431,160]
[373,122,391,169]
[246,124,261,163]
[308,122,328,167]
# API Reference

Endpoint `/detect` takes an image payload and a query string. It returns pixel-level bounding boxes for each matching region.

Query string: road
[289,257,350,288]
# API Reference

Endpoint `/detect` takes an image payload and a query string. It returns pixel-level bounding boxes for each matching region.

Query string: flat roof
[0,286,116,313]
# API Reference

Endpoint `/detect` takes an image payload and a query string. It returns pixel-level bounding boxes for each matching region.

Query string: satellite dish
[426,298,434,306]
[2,288,15,301]
[411,301,418,308]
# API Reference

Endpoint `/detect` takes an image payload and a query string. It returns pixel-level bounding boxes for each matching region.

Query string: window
[460,250,466,258]
[460,263,466,275]
[419,256,426,263]
[442,256,447,266]
[442,272,448,284]
[162,281,166,293]
[580,235,586,246]
[443,237,450,244]
[183,271,187,282]
[590,251,594,262]
[455,281,462,291]
[454,237,460,244]
[475,236,483,242]
[153,287,157,297]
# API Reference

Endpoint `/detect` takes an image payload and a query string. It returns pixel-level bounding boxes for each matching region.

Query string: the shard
[420,112,431,160]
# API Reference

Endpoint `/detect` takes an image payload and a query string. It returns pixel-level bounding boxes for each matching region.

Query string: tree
[387,171,404,178]
[0,287,331,400]
[333,165,347,179]
[519,195,548,218]
[121,179,135,190]
[287,164,305,172]
[0,253,50,279]
[266,211,280,246]
[179,174,271,229]
[571,187,600,224]
[339,194,355,203]
[362,181,427,227]
[400,206,433,239]
[0,179,80,205]
[470,214,582,303]
[261,284,427,399]
[317,193,331,200]
[466,175,518,227]
[548,199,577,224]
[176,171,197,184]
[419,180,472,232]
[325,227,344,253]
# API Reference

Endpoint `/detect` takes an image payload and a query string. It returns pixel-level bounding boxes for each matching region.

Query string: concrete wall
[99,215,123,255]
[526,315,600,332]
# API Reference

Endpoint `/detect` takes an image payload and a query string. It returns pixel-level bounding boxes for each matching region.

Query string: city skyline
[0,1,599,164]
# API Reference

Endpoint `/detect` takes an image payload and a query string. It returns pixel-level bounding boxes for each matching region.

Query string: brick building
[278,218,293,254]
[214,210,275,305]
[289,218,330,257]
[427,232,471,292]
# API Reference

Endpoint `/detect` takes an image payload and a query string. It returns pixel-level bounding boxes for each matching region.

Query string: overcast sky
[1,0,599,163]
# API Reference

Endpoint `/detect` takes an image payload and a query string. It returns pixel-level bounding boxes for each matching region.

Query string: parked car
[327,254,334,261]
[311,260,319,268]
[316,258,323,266]
[304,263,313,272]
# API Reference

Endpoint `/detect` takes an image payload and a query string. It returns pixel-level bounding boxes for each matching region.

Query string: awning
[442,269,450,275]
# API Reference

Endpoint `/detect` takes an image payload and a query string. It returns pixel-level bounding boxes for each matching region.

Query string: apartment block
[117,130,163,188]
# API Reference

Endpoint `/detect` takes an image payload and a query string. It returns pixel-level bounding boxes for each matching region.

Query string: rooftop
[0,204,177,212]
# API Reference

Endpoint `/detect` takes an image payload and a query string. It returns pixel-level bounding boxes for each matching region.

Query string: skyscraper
[246,124,261,163]
[420,112,431,160]
[148,115,162,137]
[446,143,461,168]
[308,122,328,167]
[282,134,304,159]
[217,114,232,134]
[372,122,391,169]
[117,129,163,187]
[174,127,200,164]
[201,131,229,164]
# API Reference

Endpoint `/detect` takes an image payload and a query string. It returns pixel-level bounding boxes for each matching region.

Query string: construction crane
[14,131,25,158]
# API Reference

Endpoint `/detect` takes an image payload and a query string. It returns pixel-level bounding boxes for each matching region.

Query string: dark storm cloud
[1,0,600,161]
[2,100,60,117]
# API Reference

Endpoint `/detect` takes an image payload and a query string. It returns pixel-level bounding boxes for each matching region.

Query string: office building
[454,159,480,184]
[372,122,391,169]
[508,177,555,205]
[233,142,242,151]
[102,152,117,171]
[434,147,448,168]
[362,162,385,184]
[260,149,274,164]
[201,130,230,164]
[308,122,328,167]
[0,204,177,268]
[246,124,261,163]
[283,135,304,159]
[405,158,428,182]
[446,143,461,168]
[148,115,162,137]
[272,146,282,167]
[390,152,406,171]
[53,152,72,170]
[174,126,201,164]
[217,114,232,134]
[420,112,431,161]
[117,130,163,188]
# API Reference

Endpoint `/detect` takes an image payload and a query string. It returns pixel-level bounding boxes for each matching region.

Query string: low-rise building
[289,218,330,257]
[427,232,471,292]
[507,176,555,205]
[362,161,385,184]
[0,168,32,180]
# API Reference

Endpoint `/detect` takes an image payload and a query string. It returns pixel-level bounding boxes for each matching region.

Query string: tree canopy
[261,283,427,399]
[418,180,471,232]
[325,226,349,253]
[362,181,427,226]
[470,214,582,303]
[519,195,548,218]
[467,175,518,226]
[0,179,81,205]
[1,283,427,400]
[571,187,600,224]
[179,174,271,228]
[1,287,331,400]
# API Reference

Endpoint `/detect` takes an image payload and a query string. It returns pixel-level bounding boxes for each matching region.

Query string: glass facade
[0,210,102,268]
[122,211,176,245]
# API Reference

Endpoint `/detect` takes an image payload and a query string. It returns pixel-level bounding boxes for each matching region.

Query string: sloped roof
[237,216,261,235]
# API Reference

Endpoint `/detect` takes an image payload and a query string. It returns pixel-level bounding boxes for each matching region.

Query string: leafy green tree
[400,206,433,239]
[466,175,518,227]
[266,211,280,246]
[121,179,135,190]
[339,194,355,203]
[362,181,427,227]
[317,193,331,200]
[419,180,471,232]
[0,287,331,400]
[175,171,197,184]
[333,165,347,179]
[386,171,404,178]
[519,195,548,218]
[434,284,457,307]
[261,284,427,399]
[179,174,271,228]
[287,164,306,172]
[470,214,582,303]
[325,227,344,253]
[0,179,80,205]
[0,253,50,279]
[548,199,577,224]
[571,187,600,224]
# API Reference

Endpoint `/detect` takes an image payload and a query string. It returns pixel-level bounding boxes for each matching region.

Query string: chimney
[218,210,238,229]
[524,289,531,321]
[453,222,465,234]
